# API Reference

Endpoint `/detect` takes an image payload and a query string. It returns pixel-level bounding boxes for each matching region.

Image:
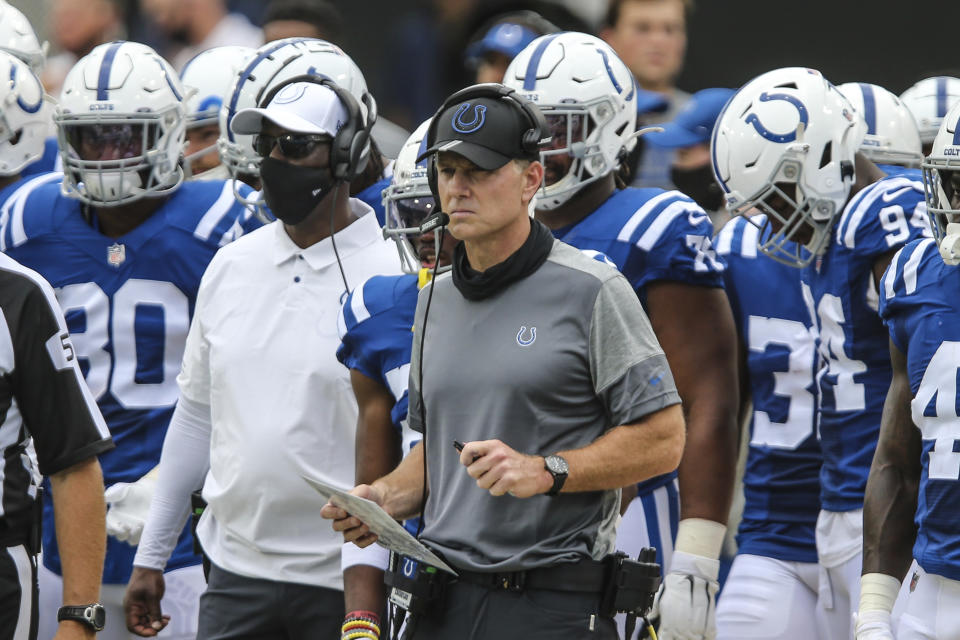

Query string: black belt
[454,560,607,593]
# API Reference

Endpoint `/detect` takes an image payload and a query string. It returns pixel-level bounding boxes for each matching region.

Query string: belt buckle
[499,571,525,592]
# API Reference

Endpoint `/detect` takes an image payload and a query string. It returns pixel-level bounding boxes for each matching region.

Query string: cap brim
[417,139,512,171]
[231,107,336,136]
[644,123,707,149]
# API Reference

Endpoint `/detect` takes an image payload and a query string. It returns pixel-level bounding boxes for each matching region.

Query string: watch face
[89,605,106,630]
[546,455,568,475]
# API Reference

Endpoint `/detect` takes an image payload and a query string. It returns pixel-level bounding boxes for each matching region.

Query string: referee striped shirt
[0,253,112,540]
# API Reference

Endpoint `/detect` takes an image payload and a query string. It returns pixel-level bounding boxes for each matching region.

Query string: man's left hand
[460,440,552,498]
[654,550,719,640]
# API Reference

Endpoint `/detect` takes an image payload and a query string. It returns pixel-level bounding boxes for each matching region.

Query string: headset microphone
[418,212,450,234]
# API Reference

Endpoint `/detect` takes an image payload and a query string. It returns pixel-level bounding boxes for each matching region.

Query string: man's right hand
[124,567,170,637]
[320,484,384,548]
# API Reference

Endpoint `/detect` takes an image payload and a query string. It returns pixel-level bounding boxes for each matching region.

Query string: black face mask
[259,157,337,226]
[671,164,726,213]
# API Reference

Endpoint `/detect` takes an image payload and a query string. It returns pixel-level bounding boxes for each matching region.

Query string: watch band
[57,604,106,632]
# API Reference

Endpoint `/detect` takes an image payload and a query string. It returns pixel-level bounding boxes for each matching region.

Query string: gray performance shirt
[408,240,681,572]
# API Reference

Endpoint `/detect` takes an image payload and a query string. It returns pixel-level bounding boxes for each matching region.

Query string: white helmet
[0,1,46,75]
[921,100,960,263]
[179,45,255,178]
[502,32,636,210]
[838,82,922,167]
[383,119,438,274]
[56,41,186,207]
[900,76,960,146]
[0,51,49,175]
[712,67,862,267]
[219,38,377,208]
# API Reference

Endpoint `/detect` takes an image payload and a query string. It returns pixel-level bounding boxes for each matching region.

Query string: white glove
[105,472,158,546]
[655,550,719,640]
[854,610,894,640]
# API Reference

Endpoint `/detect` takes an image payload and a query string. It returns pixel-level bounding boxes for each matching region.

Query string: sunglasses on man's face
[253,132,330,159]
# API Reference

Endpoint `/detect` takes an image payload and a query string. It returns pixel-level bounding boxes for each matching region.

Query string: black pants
[402,579,618,640]
[0,544,37,640]
[198,563,342,640]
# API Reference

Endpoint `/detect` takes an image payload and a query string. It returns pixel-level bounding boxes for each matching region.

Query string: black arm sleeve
[10,280,113,476]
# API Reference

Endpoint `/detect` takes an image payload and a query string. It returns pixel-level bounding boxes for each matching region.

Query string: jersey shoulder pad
[606,188,713,249]
[336,273,418,379]
[879,237,941,318]
[339,273,418,339]
[163,180,262,247]
[835,174,930,256]
[611,188,725,284]
[715,215,763,260]
[1,173,67,251]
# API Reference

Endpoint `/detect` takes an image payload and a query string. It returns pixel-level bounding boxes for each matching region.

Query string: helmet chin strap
[939,222,960,266]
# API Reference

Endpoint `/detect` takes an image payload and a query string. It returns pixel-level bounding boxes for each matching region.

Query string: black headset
[257,73,377,182]
[423,83,550,204]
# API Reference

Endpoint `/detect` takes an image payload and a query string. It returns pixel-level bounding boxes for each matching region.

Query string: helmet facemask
[383,178,443,275]
[536,96,621,210]
[729,147,838,268]
[58,108,184,207]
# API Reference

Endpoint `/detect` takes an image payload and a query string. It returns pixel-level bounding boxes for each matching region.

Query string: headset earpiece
[256,73,372,182]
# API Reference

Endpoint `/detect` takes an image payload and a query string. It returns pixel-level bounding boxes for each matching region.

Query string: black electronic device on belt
[384,551,449,615]
[600,547,661,639]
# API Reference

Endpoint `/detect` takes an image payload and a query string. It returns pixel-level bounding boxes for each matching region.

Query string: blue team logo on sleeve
[452,103,486,134]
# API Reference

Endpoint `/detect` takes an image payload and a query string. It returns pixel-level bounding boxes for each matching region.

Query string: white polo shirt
[178,200,401,588]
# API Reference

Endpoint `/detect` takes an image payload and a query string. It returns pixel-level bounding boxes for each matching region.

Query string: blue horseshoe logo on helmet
[452,103,486,134]
[10,65,42,114]
[745,92,809,143]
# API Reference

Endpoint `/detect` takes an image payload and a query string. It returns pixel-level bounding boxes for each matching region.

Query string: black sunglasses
[253,133,330,159]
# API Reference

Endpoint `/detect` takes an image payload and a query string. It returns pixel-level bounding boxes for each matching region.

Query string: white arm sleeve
[132,395,212,571]
[341,541,390,572]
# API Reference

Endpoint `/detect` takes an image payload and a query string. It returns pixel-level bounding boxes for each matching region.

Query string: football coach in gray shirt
[323,84,686,639]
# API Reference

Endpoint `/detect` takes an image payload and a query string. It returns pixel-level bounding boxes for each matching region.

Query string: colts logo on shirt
[516,326,536,347]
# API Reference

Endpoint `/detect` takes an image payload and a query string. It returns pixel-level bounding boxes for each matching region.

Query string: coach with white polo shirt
[124,79,402,640]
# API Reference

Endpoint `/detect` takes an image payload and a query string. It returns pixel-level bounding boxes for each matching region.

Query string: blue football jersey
[716,216,821,563]
[804,173,931,512]
[338,273,421,534]
[553,187,724,495]
[880,238,960,581]
[20,136,60,178]
[2,178,262,583]
[355,175,392,228]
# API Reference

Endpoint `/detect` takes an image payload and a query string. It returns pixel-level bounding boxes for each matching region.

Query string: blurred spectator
[602,0,691,189]
[376,0,478,130]
[41,0,124,95]
[260,0,342,44]
[140,0,262,70]
[643,87,734,228]
[463,10,558,84]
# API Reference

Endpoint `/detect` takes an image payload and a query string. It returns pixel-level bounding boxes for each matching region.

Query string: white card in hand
[303,475,457,575]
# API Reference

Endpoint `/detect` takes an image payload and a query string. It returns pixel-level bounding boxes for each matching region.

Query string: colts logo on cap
[452,103,486,134]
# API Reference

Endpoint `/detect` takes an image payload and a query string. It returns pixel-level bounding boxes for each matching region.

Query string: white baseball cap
[231,82,349,137]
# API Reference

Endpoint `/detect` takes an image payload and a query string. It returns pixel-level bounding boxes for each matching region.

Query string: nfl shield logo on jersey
[107,243,126,267]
